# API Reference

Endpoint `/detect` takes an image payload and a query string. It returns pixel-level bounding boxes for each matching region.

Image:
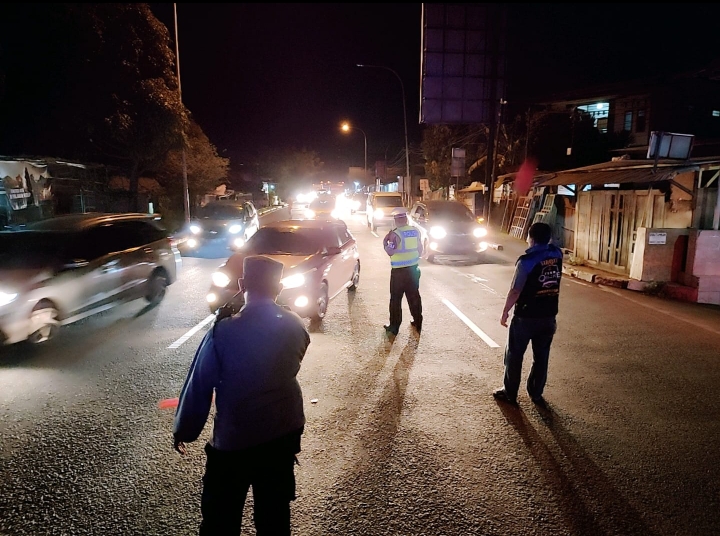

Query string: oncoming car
[184,200,259,252]
[366,192,403,231]
[0,213,180,345]
[409,200,489,263]
[206,219,360,321]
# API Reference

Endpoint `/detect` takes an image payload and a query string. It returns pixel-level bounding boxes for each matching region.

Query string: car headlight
[186,238,198,248]
[330,210,340,219]
[0,291,18,307]
[430,226,447,239]
[189,224,201,235]
[473,227,488,238]
[280,273,305,289]
[233,237,245,249]
[211,271,231,288]
[304,209,316,219]
[352,201,360,210]
[374,208,384,219]
[229,224,242,234]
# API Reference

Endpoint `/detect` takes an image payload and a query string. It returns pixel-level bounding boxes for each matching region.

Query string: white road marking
[442,298,501,348]
[371,231,379,238]
[452,268,499,295]
[168,314,216,349]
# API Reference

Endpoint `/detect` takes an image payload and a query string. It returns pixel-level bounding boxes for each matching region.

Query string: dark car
[0,213,181,345]
[408,200,489,263]
[206,219,360,321]
[183,200,260,252]
[304,195,339,221]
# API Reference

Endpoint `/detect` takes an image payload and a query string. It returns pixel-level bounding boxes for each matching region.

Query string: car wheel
[145,270,169,306]
[28,301,60,344]
[427,254,435,264]
[313,282,329,321]
[349,262,360,291]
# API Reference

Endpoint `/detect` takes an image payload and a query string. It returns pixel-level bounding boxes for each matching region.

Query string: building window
[636,110,646,132]
[576,102,609,132]
[624,111,633,131]
[713,110,720,117]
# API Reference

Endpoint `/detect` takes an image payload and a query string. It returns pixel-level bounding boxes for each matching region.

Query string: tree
[157,118,230,212]
[0,4,187,211]
[257,148,324,199]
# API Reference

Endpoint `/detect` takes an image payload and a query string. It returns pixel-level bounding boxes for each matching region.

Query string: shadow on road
[496,403,660,536]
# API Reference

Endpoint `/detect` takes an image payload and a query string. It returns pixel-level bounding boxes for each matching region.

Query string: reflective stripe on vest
[390,226,420,268]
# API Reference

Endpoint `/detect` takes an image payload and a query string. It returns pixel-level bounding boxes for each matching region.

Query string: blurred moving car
[183,200,259,252]
[366,192,404,231]
[0,213,180,345]
[408,200,488,263]
[206,219,360,321]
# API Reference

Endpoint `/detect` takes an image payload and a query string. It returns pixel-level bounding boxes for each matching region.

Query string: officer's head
[527,222,552,247]
[240,255,284,300]
[392,207,408,226]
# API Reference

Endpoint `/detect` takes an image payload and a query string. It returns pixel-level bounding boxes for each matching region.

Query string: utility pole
[174,3,190,223]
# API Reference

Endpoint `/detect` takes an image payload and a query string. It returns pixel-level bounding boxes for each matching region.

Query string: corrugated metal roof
[533,157,720,187]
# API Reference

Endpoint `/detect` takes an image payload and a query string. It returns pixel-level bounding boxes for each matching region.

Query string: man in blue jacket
[173,255,310,535]
[494,222,563,408]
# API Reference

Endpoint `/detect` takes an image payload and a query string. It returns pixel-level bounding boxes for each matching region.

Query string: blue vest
[515,244,563,318]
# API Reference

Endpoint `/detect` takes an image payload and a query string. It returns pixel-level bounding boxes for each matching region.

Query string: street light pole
[341,123,367,187]
[173,3,190,223]
[357,64,410,201]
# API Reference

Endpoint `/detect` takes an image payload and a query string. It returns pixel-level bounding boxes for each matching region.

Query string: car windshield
[309,197,333,211]
[0,231,70,269]
[197,204,246,220]
[247,227,328,255]
[429,203,476,221]
[375,196,403,208]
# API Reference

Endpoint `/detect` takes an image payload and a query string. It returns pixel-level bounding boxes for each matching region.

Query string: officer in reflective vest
[383,207,423,335]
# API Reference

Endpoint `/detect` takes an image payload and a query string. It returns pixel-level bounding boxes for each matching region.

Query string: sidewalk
[491,226,720,324]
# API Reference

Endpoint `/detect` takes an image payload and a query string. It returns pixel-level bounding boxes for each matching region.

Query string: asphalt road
[1,208,720,536]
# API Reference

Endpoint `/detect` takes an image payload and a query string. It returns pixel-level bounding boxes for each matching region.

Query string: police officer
[173,255,310,536]
[494,222,563,408]
[382,207,423,335]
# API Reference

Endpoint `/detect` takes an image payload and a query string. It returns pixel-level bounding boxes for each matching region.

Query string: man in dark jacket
[173,255,310,535]
[494,222,563,408]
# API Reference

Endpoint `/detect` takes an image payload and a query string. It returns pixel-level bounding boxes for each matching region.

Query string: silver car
[0,213,181,345]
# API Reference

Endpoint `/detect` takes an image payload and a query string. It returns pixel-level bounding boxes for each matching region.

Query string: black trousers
[199,431,301,536]
[389,264,422,329]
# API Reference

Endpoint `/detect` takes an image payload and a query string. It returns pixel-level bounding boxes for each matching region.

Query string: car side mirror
[323,246,342,256]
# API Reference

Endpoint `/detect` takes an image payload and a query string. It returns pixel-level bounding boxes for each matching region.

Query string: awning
[533,157,720,187]
[458,181,486,193]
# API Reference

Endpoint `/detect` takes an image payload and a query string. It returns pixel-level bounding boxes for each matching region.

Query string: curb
[561,264,629,289]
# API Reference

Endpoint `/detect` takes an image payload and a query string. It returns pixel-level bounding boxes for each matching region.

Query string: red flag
[514,158,537,197]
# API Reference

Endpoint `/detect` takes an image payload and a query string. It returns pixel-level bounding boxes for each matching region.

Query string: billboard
[420,3,507,125]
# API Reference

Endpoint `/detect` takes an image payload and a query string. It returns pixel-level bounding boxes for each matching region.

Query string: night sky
[123,4,720,175]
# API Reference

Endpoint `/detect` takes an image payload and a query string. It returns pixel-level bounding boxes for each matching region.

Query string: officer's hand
[173,436,187,456]
[500,311,510,327]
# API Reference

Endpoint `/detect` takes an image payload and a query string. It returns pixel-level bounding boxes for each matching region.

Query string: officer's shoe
[410,321,422,333]
[493,389,518,407]
[383,324,399,336]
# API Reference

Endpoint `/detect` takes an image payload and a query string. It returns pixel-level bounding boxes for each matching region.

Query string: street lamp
[173,3,190,223]
[340,122,367,186]
[356,64,410,200]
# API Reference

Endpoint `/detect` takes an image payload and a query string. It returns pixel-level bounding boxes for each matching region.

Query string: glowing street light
[340,122,367,185]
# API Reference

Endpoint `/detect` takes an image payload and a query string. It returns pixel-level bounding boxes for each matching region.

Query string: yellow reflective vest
[390,225,420,268]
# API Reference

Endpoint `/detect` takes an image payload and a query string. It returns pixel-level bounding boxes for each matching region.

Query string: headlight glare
[374,208,384,219]
[304,209,316,219]
[189,224,201,235]
[473,227,488,238]
[330,210,340,219]
[429,226,447,239]
[280,273,306,289]
[233,238,245,249]
[211,271,231,288]
[0,291,18,307]
[229,224,242,234]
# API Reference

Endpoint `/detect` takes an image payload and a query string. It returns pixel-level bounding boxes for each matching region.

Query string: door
[333,222,357,291]
[62,226,123,316]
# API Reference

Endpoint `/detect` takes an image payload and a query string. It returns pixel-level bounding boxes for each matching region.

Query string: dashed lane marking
[442,298,500,348]
[168,314,215,349]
